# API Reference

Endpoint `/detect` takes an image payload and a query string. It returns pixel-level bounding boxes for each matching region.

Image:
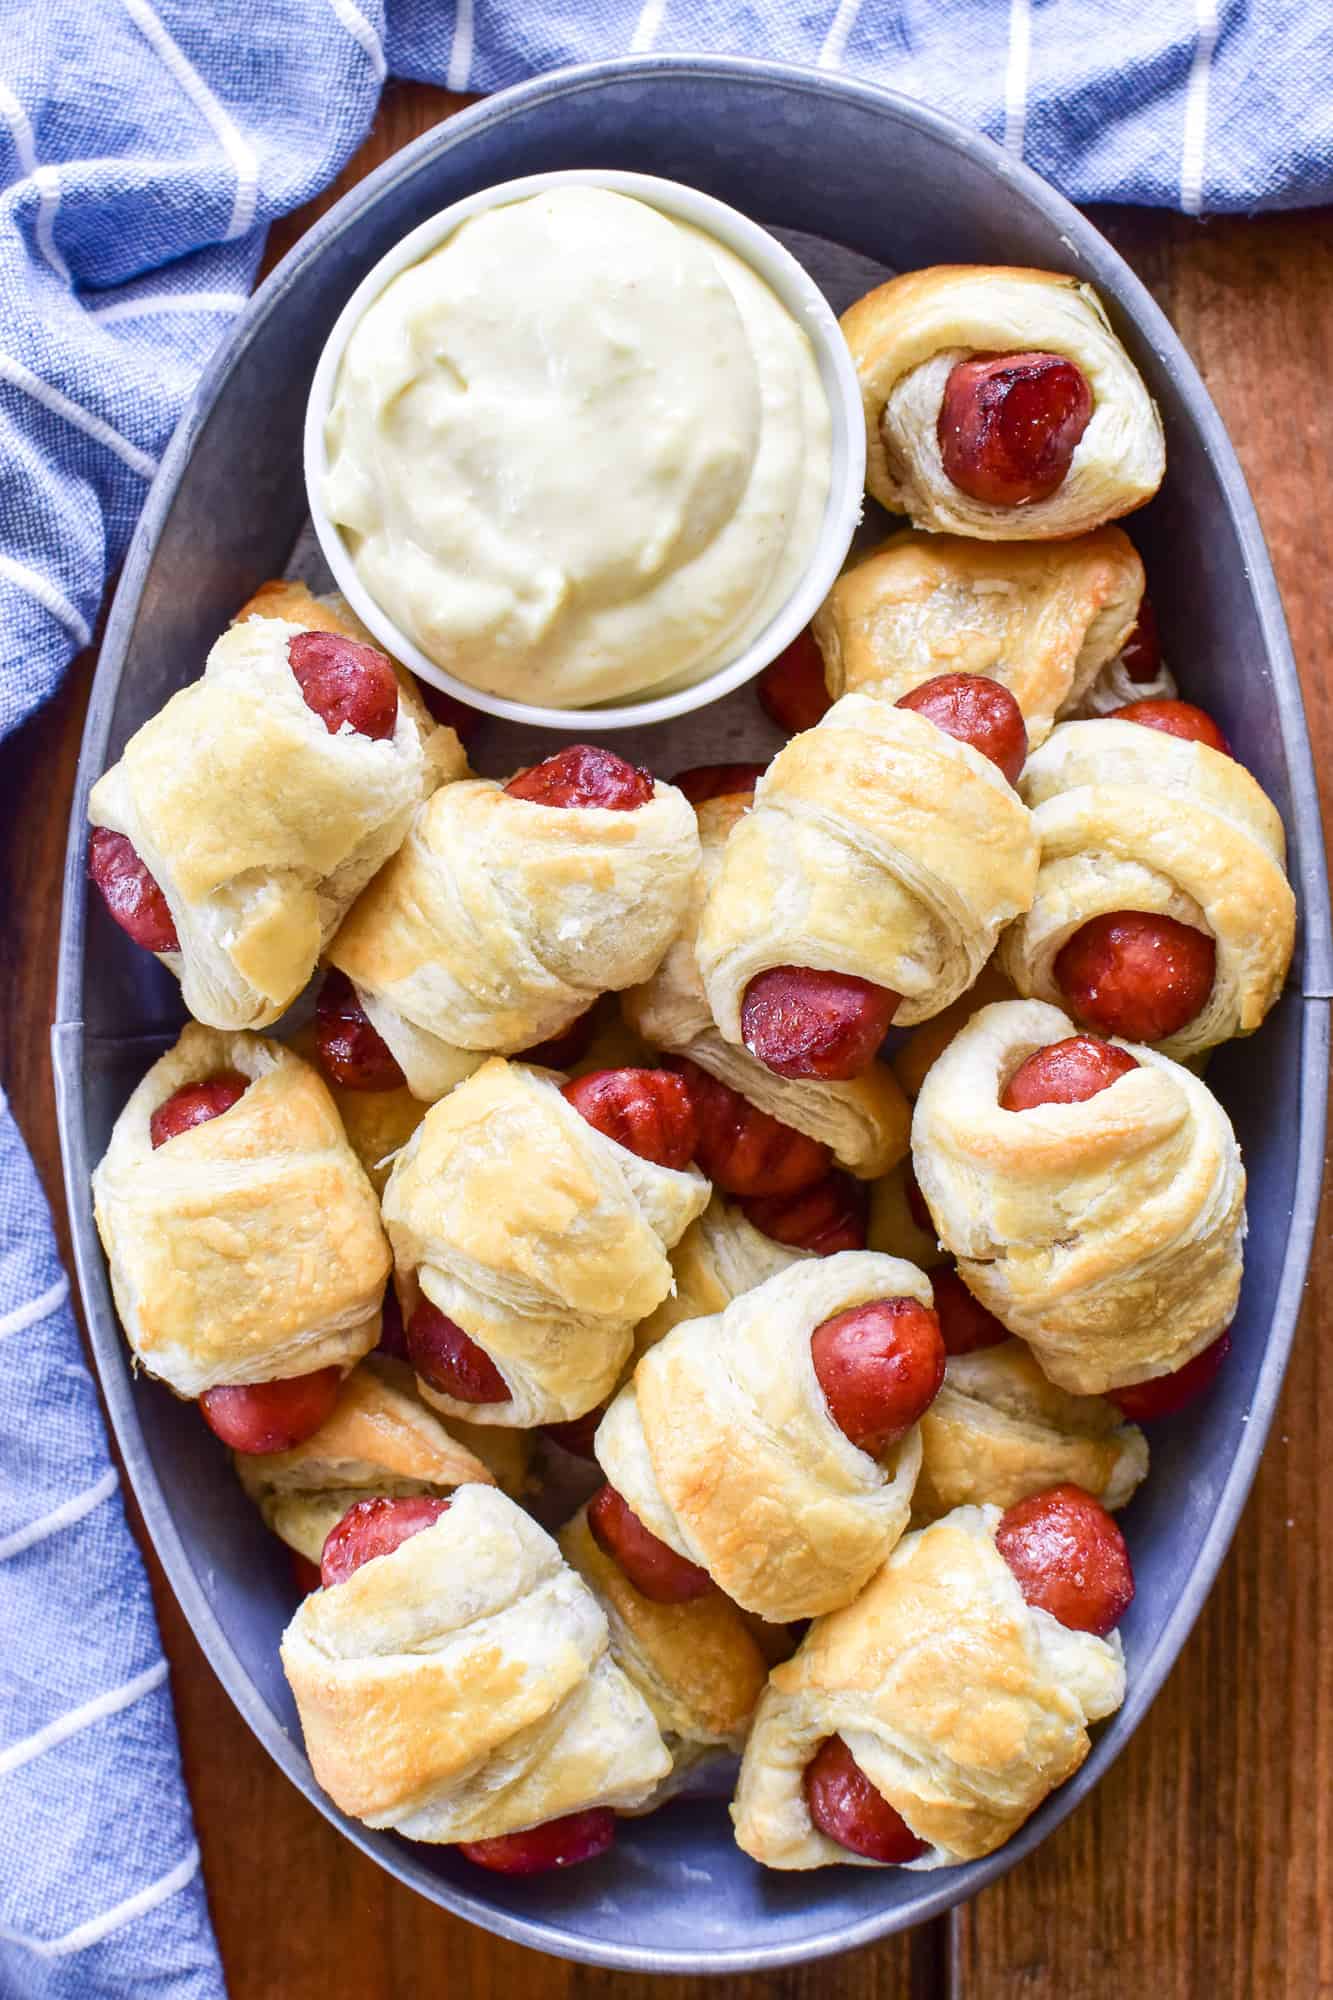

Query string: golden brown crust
[911,1341,1148,1523]
[630,1193,804,1361]
[232,577,467,790]
[696,692,1037,1035]
[626,792,910,1177]
[730,1503,1125,1868]
[559,1504,769,1750]
[280,1485,670,1839]
[911,1000,1245,1393]
[92,1025,388,1399]
[840,265,1164,537]
[87,612,450,1031]
[813,528,1143,747]
[328,773,701,1099]
[235,1359,497,1560]
[382,1059,709,1426]
[1001,718,1296,1060]
[595,1252,929,1621]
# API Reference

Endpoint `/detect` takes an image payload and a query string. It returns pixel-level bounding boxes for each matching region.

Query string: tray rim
[53,51,1332,1975]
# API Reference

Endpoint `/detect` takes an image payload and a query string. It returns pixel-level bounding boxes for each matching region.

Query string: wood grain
[1,86,1328,2000]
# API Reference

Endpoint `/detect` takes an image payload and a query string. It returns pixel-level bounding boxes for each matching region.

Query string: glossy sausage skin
[504,745,653,811]
[561,1068,698,1170]
[671,762,766,806]
[407,1297,511,1405]
[896,673,1028,785]
[1055,913,1216,1043]
[937,350,1094,508]
[740,1171,869,1256]
[802,1735,927,1863]
[1111,698,1231,755]
[586,1483,712,1603]
[199,1366,342,1455]
[903,1163,935,1238]
[810,1298,946,1455]
[930,1265,1009,1354]
[319,1494,452,1587]
[756,628,831,735]
[375,1282,410,1361]
[290,1550,323,1596]
[995,1482,1135,1636]
[88,827,179,953]
[313,970,406,1091]
[1000,1035,1138,1112]
[1119,597,1162,682]
[149,1072,248,1149]
[458,1809,617,1876]
[540,1405,605,1461]
[741,966,900,1082]
[1109,1331,1231,1422]
[520,1007,597,1071]
[669,1058,830,1198]
[287,630,398,740]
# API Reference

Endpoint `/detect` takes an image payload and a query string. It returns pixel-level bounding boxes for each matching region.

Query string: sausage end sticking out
[937,350,1093,508]
[995,1483,1134,1636]
[287,630,399,740]
[504,745,653,811]
[803,1735,928,1864]
[561,1068,698,1170]
[199,1366,342,1455]
[407,1298,512,1405]
[587,1483,712,1603]
[319,1493,452,1588]
[810,1297,946,1456]
[1054,915,1216,1044]
[741,967,900,1082]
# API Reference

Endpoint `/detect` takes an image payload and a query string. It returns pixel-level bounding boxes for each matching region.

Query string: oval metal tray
[52,54,1331,1975]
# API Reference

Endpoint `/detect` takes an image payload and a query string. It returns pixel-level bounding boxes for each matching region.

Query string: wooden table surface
[3,80,1330,2000]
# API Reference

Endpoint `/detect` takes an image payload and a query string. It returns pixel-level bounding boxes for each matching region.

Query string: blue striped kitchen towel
[1,4,1329,1996]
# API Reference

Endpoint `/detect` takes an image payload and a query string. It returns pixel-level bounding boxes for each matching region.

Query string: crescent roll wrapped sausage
[731,1502,1126,1869]
[92,1026,389,1399]
[625,792,910,1178]
[594,1252,931,1621]
[911,1000,1245,1394]
[281,1485,671,1841]
[327,768,701,1101]
[382,1059,709,1428]
[87,614,459,1031]
[559,1503,770,1788]
[911,1342,1148,1525]
[696,692,1038,1036]
[631,1191,804,1360]
[235,1358,497,1561]
[812,528,1143,749]
[1000,718,1295,1059]
[841,265,1164,539]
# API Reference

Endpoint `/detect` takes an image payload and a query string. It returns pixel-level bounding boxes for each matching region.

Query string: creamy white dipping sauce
[323,186,832,709]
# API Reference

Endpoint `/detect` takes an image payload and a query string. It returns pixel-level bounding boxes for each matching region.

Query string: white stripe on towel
[1180,0,1219,214]
[1003,0,1032,158]
[89,289,249,324]
[0,78,36,173]
[0,557,91,647]
[0,1661,169,1776]
[0,1468,119,1561]
[0,1846,201,1958]
[0,350,158,478]
[324,0,387,79]
[818,0,863,68]
[630,0,667,52]
[447,0,474,91]
[116,0,259,240]
[0,85,72,283]
[33,166,72,284]
[0,1274,70,1341]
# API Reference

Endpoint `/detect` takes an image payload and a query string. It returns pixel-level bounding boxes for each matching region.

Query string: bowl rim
[302,164,866,729]
[54,50,1332,1976]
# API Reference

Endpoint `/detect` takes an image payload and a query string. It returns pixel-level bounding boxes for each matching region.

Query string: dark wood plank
[950,204,1333,2000]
